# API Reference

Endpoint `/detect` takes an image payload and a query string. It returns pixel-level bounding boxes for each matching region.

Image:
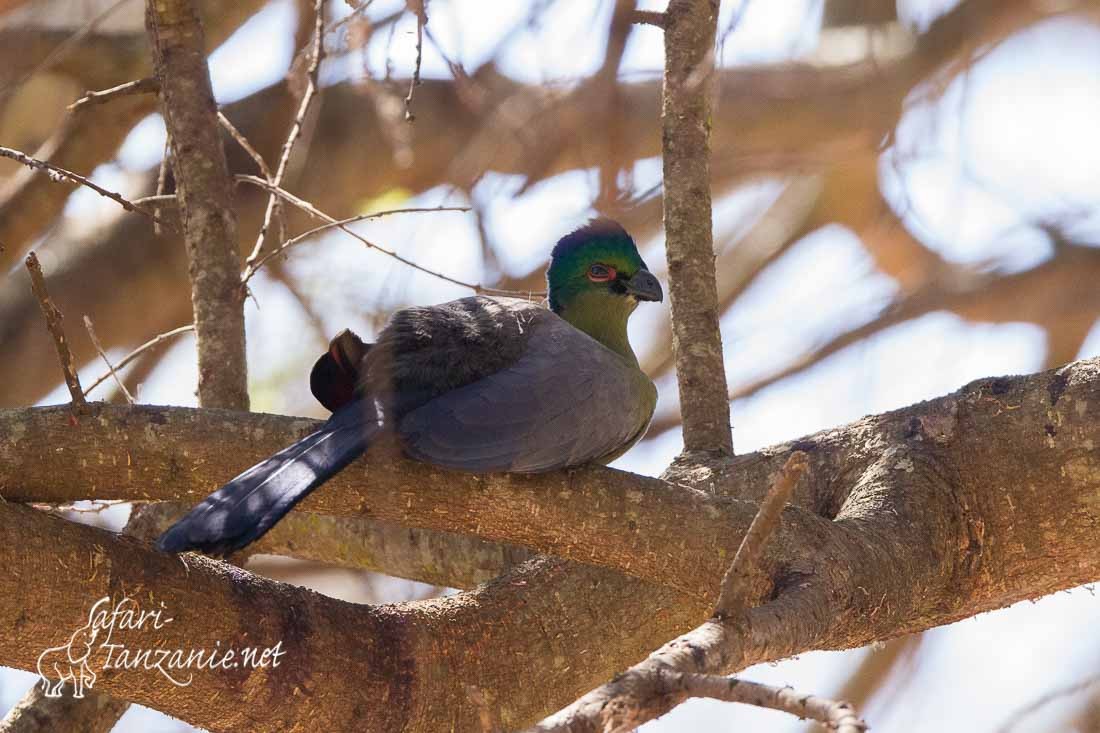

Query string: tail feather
[156,401,377,555]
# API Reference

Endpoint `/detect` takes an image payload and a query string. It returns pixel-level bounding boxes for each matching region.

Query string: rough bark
[2,356,1100,728]
[0,685,127,733]
[146,0,247,409]
[661,0,731,456]
[129,501,532,589]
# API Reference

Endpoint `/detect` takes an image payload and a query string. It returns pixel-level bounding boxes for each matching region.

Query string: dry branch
[669,676,865,732]
[714,452,807,619]
[82,324,194,397]
[0,144,165,225]
[237,175,524,295]
[67,76,159,111]
[24,252,86,412]
[243,205,471,283]
[0,0,270,267]
[82,315,134,404]
[245,0,326,271]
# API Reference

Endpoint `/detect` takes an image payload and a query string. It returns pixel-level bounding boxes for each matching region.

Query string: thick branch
[661,0,731,456]
[146,0,247,410]
[0,508,696,732]
[2,355,1099,609]
[2,358,1100,728]
[128,502,532,589]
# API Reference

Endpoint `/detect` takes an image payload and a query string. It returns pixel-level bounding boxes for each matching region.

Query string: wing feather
[397,316,655,472]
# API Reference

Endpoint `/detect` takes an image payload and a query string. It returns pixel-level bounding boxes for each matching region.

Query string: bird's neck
[556,293,638,366]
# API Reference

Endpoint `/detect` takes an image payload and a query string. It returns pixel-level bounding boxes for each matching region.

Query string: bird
[156,218,663,556]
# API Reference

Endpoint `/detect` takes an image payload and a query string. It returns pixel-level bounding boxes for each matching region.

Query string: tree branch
[1,357,1100,728]
[1,355,1098,626]
[23,252,87,413]
[146,0,248,410]
[661,0,731,456]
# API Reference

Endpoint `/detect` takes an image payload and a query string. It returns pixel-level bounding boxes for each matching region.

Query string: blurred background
[2,0,1099,730]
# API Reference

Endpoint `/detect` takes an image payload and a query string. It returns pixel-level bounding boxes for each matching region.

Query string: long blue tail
[156,401,376,555]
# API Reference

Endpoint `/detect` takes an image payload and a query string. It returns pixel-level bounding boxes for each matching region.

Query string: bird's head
[547,218,663,361]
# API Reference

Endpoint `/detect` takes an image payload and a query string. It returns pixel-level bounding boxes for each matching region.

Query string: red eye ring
[587,264,616,282]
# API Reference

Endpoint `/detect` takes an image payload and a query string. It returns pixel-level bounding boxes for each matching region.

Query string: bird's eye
[587,264,615,282]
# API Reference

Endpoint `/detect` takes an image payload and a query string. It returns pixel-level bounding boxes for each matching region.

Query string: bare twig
[153,133,172,235]
[236,175,538,297]
[714,451,808,619]
[675,675,866,733]
[629,9,666,28]
[152,131,171,232]
[404,0,428,121]
[244,205,470,283]
[217,111,272,180]
[82,325,193,398]
[244,0,326,271]
[132,194,178,207]
[82,316,135,404]
[68,77,159,111]
[219,110,281,243]
[0,145,168,228]
[24,253,87,413]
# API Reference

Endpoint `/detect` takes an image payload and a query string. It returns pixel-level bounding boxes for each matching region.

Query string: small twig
[153,133,172,235]
[68,77,159,112]
[325,0,375,35]
[217,111,272,180]
[530,452,815,733]
[245,0,326,271]
[236,175,538,297]
[82,324,194,397]
[243,205,471,283]
[404,0,428,121]
[629,9,666,28]
[82,316,134,404]
[132,194,177,207]
[0,145,169,230]
[218,110,282,243]
[714,451,808,620]
[25,253,87,414]
[675,675,867,733]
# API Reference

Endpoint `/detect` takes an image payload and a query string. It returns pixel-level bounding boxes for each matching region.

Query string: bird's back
[362,296,543,418]
[365,296,656,472]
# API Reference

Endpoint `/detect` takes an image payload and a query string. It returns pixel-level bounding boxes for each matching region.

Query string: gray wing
[397,315,656,473]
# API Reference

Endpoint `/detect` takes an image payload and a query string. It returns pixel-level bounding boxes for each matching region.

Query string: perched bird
[157,219,663,555]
